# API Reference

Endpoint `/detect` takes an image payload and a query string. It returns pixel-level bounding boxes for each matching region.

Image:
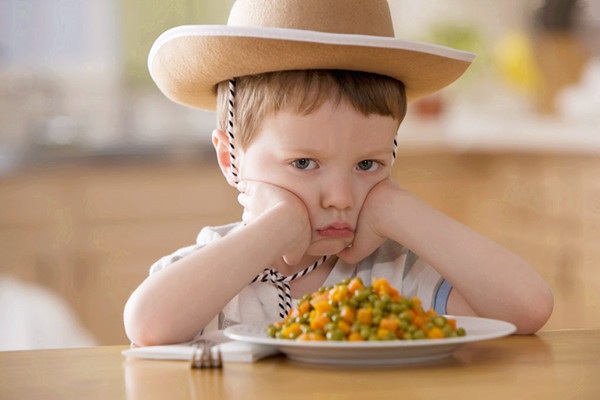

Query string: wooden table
[1,330,598,399]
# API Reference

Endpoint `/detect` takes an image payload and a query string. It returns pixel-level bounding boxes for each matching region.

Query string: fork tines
[191,340,222,369]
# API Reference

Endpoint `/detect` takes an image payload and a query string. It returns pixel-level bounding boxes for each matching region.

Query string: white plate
[224,316,516,366]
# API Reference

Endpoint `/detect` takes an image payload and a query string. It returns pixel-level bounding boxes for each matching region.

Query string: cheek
[283,183,314,208]
[237,153,276,182]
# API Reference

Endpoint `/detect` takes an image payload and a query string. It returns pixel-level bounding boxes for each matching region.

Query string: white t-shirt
[149,222,452,333]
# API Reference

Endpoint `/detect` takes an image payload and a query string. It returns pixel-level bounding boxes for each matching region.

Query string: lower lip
[317,228,354,238]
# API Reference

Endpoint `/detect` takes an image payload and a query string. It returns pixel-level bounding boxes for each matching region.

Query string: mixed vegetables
[267,277,466,341]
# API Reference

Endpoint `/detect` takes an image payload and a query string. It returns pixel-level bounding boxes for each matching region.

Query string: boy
[124,0,553,346]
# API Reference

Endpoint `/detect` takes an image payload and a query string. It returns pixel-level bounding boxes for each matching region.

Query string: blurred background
[1,0,599,349]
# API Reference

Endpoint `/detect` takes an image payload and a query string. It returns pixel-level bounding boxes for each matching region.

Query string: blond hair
[216,70,406,150]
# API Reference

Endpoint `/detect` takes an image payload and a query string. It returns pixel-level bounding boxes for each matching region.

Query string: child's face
[237,99,399,257]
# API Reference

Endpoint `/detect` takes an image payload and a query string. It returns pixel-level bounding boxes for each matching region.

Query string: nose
[320,172,354,210]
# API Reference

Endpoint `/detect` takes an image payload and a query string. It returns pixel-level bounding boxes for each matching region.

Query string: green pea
[400,311,412,323]
[326,329,346,341]
[300,294,311,303]
[353,289,370,302]
[360,325,371,339]
[433,316,447,327]
[390,303,402,314]
[267,325,278,337]
[413,330,426,340]
[442,325,453,337]
[324,322,335,333]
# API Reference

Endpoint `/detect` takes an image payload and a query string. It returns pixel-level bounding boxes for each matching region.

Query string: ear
[212,129,238,187]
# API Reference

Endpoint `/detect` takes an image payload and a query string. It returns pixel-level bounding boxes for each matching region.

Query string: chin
[307,238,351,257]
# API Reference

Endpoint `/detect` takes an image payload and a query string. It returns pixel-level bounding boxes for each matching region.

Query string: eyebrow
[279,146,392,159]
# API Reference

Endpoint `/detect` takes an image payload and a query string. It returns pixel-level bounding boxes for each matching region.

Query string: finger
[283,252,304,266]
[237,192,248,207]
[236,180,248,193]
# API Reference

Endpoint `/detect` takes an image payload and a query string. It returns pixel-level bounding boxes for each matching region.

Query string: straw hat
[149,0,475,111]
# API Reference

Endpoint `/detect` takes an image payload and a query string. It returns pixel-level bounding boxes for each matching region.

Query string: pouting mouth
[316,223,354,238]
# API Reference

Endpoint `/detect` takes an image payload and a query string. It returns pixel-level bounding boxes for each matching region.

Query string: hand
[236,180,311,265]
[337,179,400,264]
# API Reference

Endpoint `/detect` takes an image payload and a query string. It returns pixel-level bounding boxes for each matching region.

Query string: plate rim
[224,315,516,349]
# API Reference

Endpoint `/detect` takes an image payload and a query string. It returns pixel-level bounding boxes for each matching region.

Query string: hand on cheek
[337,179,398,264]
[237,180,312,265]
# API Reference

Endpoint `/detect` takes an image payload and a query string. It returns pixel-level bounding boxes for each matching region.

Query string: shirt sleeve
[432,279,453,315]
[369,241,447,312]
[148,222,242,275]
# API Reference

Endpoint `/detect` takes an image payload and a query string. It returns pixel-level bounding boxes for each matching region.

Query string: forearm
[384,190,553,333]
[124,205,298,346]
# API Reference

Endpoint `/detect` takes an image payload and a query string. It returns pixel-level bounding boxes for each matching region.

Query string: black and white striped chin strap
[226,78,398,319]
[252,256,328,319]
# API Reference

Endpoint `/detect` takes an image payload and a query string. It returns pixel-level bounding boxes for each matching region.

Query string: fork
[191,339,222,369]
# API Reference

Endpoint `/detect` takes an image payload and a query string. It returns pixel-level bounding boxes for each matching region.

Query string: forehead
[252,99,399,152]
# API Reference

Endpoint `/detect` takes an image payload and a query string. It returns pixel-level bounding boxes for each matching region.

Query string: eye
[357,160,378,171]
[292,158,318,170]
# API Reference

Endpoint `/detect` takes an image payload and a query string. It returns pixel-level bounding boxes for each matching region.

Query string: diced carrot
[340,305,355,324]
[377,328,393,340]
[372,277,389,295]
[298,300,310,315]
[388,287,400,299]
[379,316,399,332]
[281,323,302,339]
[347,277,364,294]
[357,307,373,325]
[413,315,428,328]
[287,308,301,320]
[372,277,401,299]
[348,332,364,341]
[337,320,351,334]
[309,311,330,331]
[411,297,424,313]
[297,332,326,341]
[447,318,457,330]
[329,285,349,303]
[427,327,445,339]
[312,299,333,314]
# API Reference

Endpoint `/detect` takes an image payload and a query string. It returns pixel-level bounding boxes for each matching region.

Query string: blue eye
[357,160,376,171]
[292,158,317,170]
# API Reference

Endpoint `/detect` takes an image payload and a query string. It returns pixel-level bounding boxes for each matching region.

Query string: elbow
[513,286,554,335]
[123,295,169,347]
